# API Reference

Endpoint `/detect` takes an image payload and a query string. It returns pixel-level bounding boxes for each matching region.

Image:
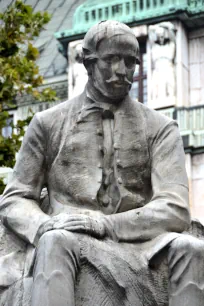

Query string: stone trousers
[31,230,204,306]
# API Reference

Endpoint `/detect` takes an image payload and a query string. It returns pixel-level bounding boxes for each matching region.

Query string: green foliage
[0,1,58,193]
[0,110,33,168]
[0,179,5,195]
[0,0,57,107]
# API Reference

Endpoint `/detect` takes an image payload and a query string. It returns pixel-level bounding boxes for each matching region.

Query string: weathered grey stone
[1,20,204,306]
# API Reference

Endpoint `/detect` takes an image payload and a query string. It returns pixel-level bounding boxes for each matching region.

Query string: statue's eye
[102,55,114,63]
[103,55,120,64]
[112,56,120,63]
[125,57,136,68]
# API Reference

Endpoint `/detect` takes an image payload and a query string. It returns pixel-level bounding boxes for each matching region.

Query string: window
[85,12,89,22]
[129,43,147,104]
[39,104,43,112]
[133,1,137,11]
[105,7,109,18]
[139,0,143,9]
[99,8,102,19]
[2,115,13,138]
[112,5,117,15]
[112,4,122,16]
[92,10,96,20]
[126,2,130,14]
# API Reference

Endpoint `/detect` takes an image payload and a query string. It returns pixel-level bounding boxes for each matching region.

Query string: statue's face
[156,27,165,45]
[91,34,138,100]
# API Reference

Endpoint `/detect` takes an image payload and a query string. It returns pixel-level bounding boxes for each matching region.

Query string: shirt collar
[76,82,130,123]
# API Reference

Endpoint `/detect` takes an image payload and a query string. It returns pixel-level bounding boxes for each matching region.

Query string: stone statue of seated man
[1,20,204,306]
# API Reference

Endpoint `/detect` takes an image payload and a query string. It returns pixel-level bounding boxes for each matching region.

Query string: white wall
[189,28,204,106]
[186,153,204,222]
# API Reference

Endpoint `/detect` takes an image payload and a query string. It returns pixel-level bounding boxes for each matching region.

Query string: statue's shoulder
[36,92,85,125]
[133,100,174,128]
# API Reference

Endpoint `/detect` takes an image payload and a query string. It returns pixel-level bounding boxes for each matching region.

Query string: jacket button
[116,159,121,165]
[102,195,110,207]
[113,143,119,149]
[99,145,104,152]
[117,177,123,184]
[96,129,103,136]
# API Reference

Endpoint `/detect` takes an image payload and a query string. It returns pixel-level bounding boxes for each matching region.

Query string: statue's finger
[64,215,89,222]
[64,226,87,232]
[53,220,87,229]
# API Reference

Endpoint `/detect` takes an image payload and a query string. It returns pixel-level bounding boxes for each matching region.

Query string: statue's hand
[38,213,107,239]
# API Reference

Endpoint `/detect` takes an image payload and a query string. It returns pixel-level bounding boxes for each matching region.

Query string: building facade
[2,0,204,220]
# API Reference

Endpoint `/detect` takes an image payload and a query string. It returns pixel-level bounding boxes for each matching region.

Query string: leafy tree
[0,0,57,193]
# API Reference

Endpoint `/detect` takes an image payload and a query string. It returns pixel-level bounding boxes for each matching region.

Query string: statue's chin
[98,86,130,101]
[90,78,130,102]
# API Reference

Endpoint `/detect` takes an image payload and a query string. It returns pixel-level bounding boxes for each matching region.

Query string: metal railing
[55,0,204,39]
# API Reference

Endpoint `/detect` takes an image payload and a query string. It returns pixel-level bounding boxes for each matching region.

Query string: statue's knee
[170,235,204,259]
[38,230,77,252]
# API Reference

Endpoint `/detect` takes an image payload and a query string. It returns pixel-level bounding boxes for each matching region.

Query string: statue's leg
[168,235,204,306]
[31,230,80,306]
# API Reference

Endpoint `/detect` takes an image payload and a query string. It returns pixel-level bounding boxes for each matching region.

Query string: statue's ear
[82,48,97,76]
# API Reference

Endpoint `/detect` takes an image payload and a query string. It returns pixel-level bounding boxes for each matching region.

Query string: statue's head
[150,22,176,46]
[155,26,166,45]
[82,20,140,100]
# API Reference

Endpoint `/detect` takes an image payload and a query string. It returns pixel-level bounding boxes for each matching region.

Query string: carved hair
[82,20,140,69]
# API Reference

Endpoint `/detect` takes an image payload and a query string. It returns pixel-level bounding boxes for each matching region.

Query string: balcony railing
[159,106,204,148]
[55,0,204,39]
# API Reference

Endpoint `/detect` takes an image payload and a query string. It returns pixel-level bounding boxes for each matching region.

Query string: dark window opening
[118,4,122,14]
[126,2,130,14]
[133,0,137,11]
[85,11,89,22]
[112,4,122,16]
[130,43,147,104]
[105,7,108,18]
[112,5,117,15]
[92,10,96,20]
[153,0,157,7]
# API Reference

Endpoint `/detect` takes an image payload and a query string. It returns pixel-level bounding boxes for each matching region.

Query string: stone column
[175,21,189,107]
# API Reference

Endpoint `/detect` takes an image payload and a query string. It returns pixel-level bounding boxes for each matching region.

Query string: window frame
[131,41,147,104]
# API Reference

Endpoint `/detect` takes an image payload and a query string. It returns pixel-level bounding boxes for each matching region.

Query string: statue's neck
[86,80,125,105]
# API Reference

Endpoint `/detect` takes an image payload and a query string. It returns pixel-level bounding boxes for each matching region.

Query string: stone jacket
[0,92,190,247]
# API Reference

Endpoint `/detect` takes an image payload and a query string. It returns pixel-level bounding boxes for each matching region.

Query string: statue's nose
[115,59,126,77]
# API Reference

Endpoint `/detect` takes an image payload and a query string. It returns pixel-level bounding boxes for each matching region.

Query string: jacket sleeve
[0,113,50,246]
[104,121,191,242]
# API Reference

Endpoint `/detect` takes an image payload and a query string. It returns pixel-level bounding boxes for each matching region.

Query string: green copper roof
[55,0,204,39]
